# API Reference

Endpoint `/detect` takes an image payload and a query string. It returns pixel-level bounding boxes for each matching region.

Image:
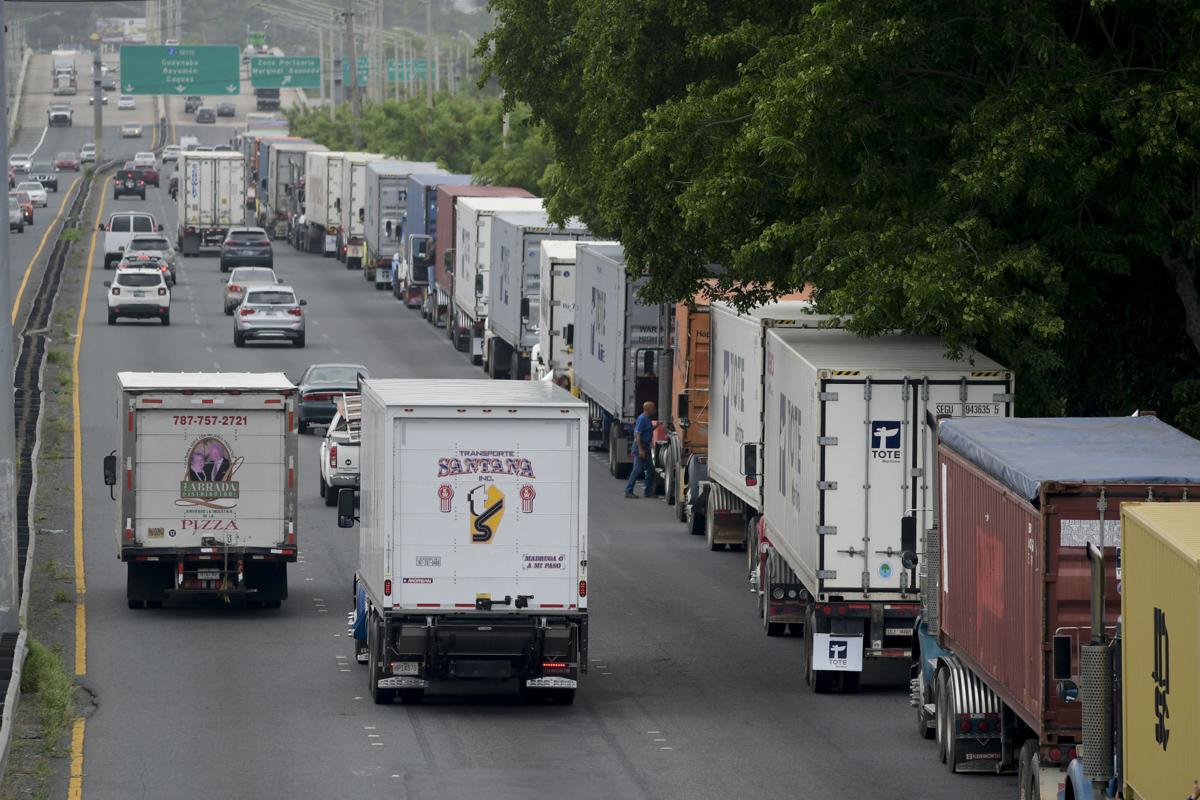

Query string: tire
[942,671,961,772]
[762,592,785,636]
[220,263,229,273]
[804,606,833,693]
[915,647,935,739]
[664,455,676,508]
[234,330,245,348]
[319,475,327,498]
[293,334,306,348]
[298,419,308,434]
[1018,740,1041,800]
[935,669,950,764]
[705,498,721,551]
[324,481,338,507]
[224,306,233,316]
[687,502,705,536]
[161,311,170,326]
[107,310,116,325]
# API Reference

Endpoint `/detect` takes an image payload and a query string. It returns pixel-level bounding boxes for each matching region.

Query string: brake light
[578,580,587,597]
[541,661,568,671]
[329,445,337,469]
[287,306,302,317]
[157,287,167,296]
[228,284,241,293]
[239,307,256,316]
[383,579,392,596]
[256,240,270,247]
[111,287,120,296]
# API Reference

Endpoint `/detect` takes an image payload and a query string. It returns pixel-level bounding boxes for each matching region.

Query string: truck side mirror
[1052,635,1072,681]
[740,443,757,483]
[520,297,530,322]
[565,324,574,347]
[474,274,483,297]
[676,392,688,420]
[337,488,356,528]
[358,207,364,222]
[900,515,917,558]
[334,198,341,212]
[444,248,455,274]
[385,220,392,236]
[102,453,117,486]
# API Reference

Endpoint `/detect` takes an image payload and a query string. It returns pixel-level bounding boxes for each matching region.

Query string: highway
[20,53,1017,800]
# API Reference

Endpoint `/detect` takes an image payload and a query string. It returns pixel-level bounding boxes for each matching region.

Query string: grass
[45,348,68,368]
[18,640,74,753]
[59,228,81,244]
[51,592,71,604]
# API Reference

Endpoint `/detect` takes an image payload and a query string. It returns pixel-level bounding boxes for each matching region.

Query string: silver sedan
[233,285,306,348]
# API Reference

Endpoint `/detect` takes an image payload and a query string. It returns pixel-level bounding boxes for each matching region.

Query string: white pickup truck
[319,394,360,506]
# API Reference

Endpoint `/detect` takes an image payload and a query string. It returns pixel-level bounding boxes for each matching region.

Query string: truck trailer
[486,211,590,380]
[336,379,588,706]
[103,372,299,609]
[303,151,347,255]
[570,242,668,480]
[432,185,534,331]
[534,240,590,381]
[336,152,387,269]
[396,173,471,311]
[451,196,544,364]
[176,151,247,257]
[911,416,1200,797]
[260,141,325,239]
[360,160,442,287]
[758,329,1013,692]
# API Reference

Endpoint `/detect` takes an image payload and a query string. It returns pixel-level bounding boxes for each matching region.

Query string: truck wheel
[1018,740,1040,800]
[935,669,952,764]
[664,455,676,507]
[324,481,338,507]
[368,618,397,705]
[319,475,326,497]
[804,607,833,693]
[705,500,721,552]
[762,597,785,637]
[687,501,705,536]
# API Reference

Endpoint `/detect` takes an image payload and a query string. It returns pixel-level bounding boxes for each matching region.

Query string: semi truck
[485,211,590,380]
[303,150,347,255]
[260,141,325,239]
[176,151,247,257]
[1061,502,1199,800]
[570,242,668,479]
[361,160,442,287]
[534,239,589,380]
[254,87,281,111]
[432,185,534,331]
[756,329,1013,692]
[910,416,1200,796]
[103,372,299,609]
[336,379,588,706]
[397,173,472,312]
[336,152,387,269]
[450,195,544,364]
[246,134,300,215]
[51,50,76,86]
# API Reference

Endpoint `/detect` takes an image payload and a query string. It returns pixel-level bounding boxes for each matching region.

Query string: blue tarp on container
[938,417,1200,502]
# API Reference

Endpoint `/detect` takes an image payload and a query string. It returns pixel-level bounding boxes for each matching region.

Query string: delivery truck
[910,416,1200,797]
[1061,502,1200,800]
[486,211,590,380]
[396,173,472,311]
[451,196,544,364]
[756,329,1012,692]
[303,151,347,255]
[570,242,669,479]
[534,240,587,380]
[336,152,387,269]
[336,379,588,706]
[176,151,247,256]
[260,141,325,239]
[433,185,534,331]
[361,160,442,287]
[103,373,299,609]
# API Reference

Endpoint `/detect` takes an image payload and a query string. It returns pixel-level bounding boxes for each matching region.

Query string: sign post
[118,45,241,95]
[250,56,321,89]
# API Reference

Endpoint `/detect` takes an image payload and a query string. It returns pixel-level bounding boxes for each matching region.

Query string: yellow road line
[9,175,82,324]
[67,717,85,800]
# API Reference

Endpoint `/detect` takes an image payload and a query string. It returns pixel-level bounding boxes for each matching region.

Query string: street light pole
[0,0,18,636]
[93,47,104,165]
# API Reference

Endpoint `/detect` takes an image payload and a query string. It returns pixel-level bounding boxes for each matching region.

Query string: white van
[100,212,163,270]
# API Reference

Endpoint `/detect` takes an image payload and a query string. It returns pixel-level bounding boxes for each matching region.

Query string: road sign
[251,56,321,89]
[119,45,241,95]
[341,58,430,83]
[341,56,370,86]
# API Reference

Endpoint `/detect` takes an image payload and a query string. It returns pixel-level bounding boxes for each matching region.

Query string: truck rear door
[393,417,581,611]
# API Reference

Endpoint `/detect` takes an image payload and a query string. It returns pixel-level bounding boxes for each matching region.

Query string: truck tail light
[383,579,392,596]
[1048,747,1062,763]
[541,661,569,673]
[228,284,241,293]
[239,307,256,316]
[329,444,337,469]
[578,580,587,598]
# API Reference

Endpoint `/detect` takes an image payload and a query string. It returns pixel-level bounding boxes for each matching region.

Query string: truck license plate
[197,569,220,581]
[392,661,420,676]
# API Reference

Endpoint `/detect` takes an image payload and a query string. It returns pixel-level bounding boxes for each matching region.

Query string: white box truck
[260,141,325,239]
[176,151,247,256]
[756,329,1013,691]
[570,242,668,479]
[303,151,347,255]
[535,240,588,380]
[103,373,300,609]
[361,160,442,286]
[335,152,387,269]
[486,210,590,381]
[451,196,544,364]
[336,379,588,705]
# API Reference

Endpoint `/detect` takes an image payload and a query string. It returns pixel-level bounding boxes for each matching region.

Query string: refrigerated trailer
[260,141,325,239]
[104,373,299,609]
[303,151,347,255]
[535,239,587,380]
[336,152,387,269]
[176,151,247,256]
[911,416,1200,797]
[361,160,442,286]
[757,329,1013,692]
[337,379,588,705]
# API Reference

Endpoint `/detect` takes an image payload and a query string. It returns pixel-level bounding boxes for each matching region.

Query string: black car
[216,102,236,118]
[184,95,203,113]
[29,164,58,193]
[196,107,216,124]
[113,169,146,200]
[220,227,273,272]
[296,364,369,433]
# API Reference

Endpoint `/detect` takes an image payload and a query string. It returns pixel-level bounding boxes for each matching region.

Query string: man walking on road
[624,400,656,499]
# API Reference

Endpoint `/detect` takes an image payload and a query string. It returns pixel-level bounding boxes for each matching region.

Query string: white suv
[100,212,162,269]
[105,269,171,325]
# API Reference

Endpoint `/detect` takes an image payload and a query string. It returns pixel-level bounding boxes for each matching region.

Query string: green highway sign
[341,58,430,83]
[119,45,241,95]
[251,56,321,89]
[341,56,370,86]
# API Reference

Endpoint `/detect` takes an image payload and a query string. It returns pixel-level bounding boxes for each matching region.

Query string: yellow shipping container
[1121,503,1200,800]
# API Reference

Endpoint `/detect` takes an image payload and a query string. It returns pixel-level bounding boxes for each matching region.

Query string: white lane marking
[29,126,49,157]
[205,346,213,353]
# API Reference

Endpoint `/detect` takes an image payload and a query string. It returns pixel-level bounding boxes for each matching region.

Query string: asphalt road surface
[26,56,1020,800]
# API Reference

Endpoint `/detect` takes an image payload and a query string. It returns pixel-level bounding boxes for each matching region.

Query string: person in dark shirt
[624,401,656,498]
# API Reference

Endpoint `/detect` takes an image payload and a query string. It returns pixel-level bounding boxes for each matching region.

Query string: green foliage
[483,0,1200,424]
[19,640,73,751]
[287,95,554,194]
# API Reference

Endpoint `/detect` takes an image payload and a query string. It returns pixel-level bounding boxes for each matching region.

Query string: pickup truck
[318,394,359,506]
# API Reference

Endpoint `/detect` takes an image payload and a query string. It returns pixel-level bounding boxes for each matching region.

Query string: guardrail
[8,47,32,145]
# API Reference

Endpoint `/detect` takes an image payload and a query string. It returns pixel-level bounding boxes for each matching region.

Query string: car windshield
[229,231,267,242]
[56,153,73,160]
[306,366,367,385]
[10,155,28,162]
[16,183,40,191]
[246,290,295,305]
[131,237,169,250]
[116,274,161,287]
[81,145,94,152]
[231,268,275,283]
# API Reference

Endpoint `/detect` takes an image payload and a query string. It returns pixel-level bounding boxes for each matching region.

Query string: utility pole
[424,0,433,108]
[343,0,362,144]
[0,0,17,637]
[92,47,104,165]
[317,26,327,107]
[392,39,399,102]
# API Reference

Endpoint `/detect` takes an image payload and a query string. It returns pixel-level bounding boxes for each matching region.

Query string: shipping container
[662,289,715,535]
[398,173,472,310]
[261,141,325,237]
[1119,503,1199,800]
[535,239,587,379]
[432,185,534,329]
[360,161,443,284]
[913,416,1200,794]
[336,152,388,267]
[176,151,246,255]
[302,151,348,254]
